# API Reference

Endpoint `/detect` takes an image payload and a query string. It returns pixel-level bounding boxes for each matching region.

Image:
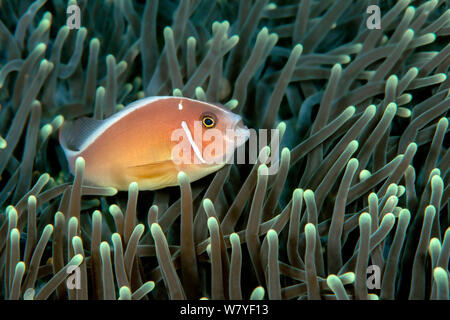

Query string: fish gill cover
[0,0,448,301]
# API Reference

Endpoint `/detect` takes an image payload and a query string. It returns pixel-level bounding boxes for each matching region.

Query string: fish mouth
[204,118,250,165]
[220,118,250,155]
[232,119,251,145]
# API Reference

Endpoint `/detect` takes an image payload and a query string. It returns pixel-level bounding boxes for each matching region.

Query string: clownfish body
[59,96,250,190]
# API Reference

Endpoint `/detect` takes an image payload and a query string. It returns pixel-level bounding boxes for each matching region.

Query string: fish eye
[201,114,216,128]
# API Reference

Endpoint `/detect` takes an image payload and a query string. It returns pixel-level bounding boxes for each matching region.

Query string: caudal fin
[59,116,103,173]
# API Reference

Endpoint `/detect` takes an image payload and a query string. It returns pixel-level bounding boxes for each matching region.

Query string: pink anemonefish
[59,96,250,190]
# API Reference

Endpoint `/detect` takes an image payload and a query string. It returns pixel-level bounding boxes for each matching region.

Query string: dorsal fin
[60,117,104,152]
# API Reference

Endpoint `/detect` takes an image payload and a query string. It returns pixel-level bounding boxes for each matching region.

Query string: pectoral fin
[126,160,177,181]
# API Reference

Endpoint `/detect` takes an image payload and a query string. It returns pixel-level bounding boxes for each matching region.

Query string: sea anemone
[0,0,448,300]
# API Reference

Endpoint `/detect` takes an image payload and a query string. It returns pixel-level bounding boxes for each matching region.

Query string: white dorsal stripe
[181,121,206,164]
[178,102,183,110]
[76,96,231,152]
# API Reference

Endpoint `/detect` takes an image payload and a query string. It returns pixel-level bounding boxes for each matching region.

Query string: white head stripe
[178,102,183,110]
[181,121,206,164]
